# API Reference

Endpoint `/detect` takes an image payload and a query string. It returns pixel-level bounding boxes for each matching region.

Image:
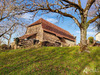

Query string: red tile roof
[28,18,75,41]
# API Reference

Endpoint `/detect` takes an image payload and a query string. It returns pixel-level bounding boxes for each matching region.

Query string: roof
[96,41,100,44]
[28,18,75,41]
[19,33,36,39]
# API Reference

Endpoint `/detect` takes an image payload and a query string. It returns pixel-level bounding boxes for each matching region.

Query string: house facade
[93,32,100,46]
[17,18,76,47]
[96,32,100,41]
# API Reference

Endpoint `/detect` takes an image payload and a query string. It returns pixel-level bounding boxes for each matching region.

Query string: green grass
[0,46,100,75]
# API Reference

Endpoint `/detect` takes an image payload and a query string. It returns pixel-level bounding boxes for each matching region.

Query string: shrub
[0,44,8,50]
[14,38,19,45]
[88,37,94,44]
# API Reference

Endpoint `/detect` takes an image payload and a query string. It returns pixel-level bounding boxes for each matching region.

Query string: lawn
[0,46,100,75]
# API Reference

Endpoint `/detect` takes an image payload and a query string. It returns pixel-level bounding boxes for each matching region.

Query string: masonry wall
[43,31,76,46]
[43,31,61,43]
[16,24,43,48]
[64,39,76,46]
[26,24,43,41]
[18,39,33,47]
[18,34,36,47]
[96,33,100,41]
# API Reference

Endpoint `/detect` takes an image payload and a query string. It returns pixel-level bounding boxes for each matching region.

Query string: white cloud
[32,15,58,24]
[21,13,33,19]
[76,31,80,33]
[16,13,33,19]
[46,18,58,23]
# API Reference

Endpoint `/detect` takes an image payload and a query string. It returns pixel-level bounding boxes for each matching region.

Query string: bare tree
[0,0,26,22]
[0,20,18,37]
[2,16,27,46]
[94,1,100,32]
[0,38,3,45]
[0,0,28,37]
[0,0,18,37]
[22,0,100,51]
[3,26,17,46]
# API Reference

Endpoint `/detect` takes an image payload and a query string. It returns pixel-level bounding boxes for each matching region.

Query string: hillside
[0,47,100,75]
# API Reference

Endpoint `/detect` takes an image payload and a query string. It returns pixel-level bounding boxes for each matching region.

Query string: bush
[0,44,8,50]
[88,37,94,44]
[14,38,19,45]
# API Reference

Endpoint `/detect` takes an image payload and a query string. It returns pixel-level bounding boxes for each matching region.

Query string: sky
[9,0,99,44]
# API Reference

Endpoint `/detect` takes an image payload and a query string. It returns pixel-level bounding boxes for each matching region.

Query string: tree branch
[27,0,81,27]
[0,23,17,37]
[84,0,95,12]
[78,0,81,8]
[3,35,9,40]
[87,15,100,24]
[28,7,81,28]
[62,0,83,11]
[0,16,8,22]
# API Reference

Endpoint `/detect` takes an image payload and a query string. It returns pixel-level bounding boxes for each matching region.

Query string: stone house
[17,18,76,47]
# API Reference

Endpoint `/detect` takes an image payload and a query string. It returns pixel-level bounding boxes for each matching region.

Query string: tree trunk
[8,39,10,47]
[80,28,87,52]
[8,34,12,47]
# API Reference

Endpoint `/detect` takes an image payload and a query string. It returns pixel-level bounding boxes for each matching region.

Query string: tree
[88,37,94,44]
[90,1,100,32]
[1,16,27,46]
[23,0,100,51]
[0,38,3,45]
[3,26,17,46]
[0,0,28,37]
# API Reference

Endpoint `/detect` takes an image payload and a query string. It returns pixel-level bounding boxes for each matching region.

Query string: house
[93,41,100,46]
[17,18,76,47]
[95,32,100,41]
[93,32,100,46]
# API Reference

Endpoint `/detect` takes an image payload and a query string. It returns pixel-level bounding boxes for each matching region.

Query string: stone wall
[18,39,33,47]
[11,41,17,49]
[43,31,76,46]
[64,39,76,46]
[43,31,60,43]
[28,34,36,39]
[17,24,44,48]
[26,24,43,41]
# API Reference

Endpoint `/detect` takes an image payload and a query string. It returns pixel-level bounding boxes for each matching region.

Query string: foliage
[88,37,94,44]
[14,38,19,45]
[0,46,100,75]
[0,44,8,50]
